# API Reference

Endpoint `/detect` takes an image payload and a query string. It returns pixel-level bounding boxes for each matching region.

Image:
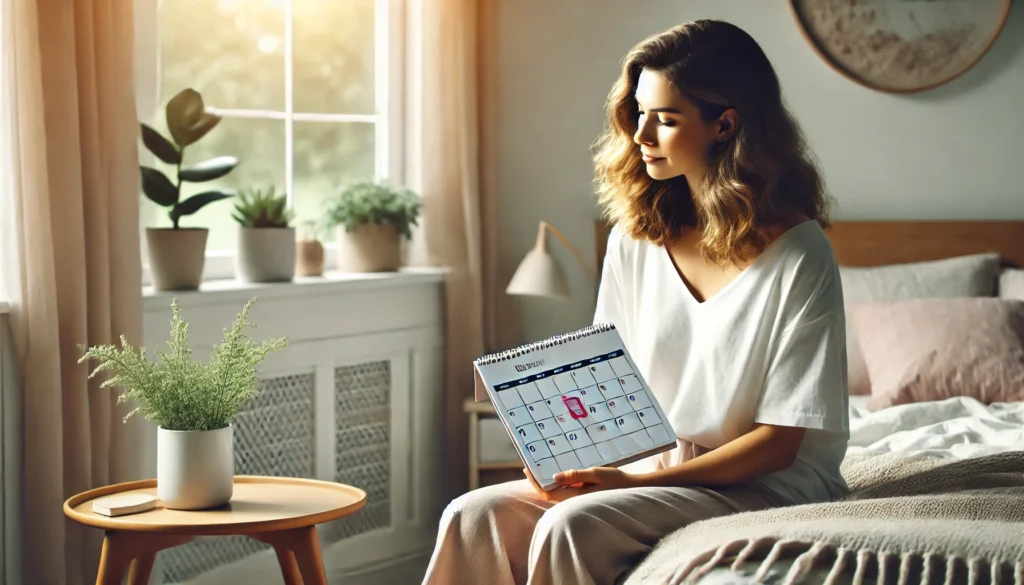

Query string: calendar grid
[486,345,675,488]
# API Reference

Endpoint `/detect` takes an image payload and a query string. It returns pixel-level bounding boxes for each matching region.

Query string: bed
[591,219,1024,585]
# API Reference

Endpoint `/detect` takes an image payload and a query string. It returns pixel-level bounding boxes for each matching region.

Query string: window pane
[292,0,375,114]
[293,122,376,226]
[140,117,286,253]
[159,0,285,111]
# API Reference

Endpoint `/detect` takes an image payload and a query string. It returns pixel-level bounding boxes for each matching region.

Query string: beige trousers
[420,479,781,585]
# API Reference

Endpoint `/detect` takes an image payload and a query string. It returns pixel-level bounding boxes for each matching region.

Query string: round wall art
[790,0,1012,93]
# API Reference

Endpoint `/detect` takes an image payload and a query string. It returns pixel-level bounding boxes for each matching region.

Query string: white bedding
[846,395,1024,460]
[687,397,1024,584]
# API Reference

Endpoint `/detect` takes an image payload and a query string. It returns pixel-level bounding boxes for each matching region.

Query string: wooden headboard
[594,220,1024,271]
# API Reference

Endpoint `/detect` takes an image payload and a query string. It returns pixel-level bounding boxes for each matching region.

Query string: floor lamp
[506,221,594,299]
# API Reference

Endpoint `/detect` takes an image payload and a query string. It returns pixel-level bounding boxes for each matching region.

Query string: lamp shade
[505,247,570,299]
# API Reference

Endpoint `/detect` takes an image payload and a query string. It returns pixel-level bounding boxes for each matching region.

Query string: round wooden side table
[64,475,366,585]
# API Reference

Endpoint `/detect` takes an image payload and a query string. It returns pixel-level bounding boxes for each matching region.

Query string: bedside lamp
[506,221,594,299]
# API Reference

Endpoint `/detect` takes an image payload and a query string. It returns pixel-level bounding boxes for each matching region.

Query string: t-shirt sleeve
[593,227,630,345]
[754,265,849,434]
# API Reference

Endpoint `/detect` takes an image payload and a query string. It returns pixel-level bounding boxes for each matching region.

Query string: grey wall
[495,0,1024,344]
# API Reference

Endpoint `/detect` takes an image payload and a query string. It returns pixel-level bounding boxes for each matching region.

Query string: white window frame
[134,0,407,285]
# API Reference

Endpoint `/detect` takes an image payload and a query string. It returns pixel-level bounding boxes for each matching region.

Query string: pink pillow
[850,298,1024,410]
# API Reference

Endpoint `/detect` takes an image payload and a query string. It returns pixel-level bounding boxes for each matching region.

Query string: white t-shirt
[594,219,850,505]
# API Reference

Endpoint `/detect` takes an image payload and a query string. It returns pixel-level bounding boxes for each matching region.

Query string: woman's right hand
[522,468,583,503]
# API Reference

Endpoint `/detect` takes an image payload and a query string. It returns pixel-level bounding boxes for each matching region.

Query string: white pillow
[999,268,1024,301]
[839,253,1001,395]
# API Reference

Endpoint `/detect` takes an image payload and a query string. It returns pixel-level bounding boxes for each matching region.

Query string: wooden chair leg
[95,531,194,585]
[253,527,327,585]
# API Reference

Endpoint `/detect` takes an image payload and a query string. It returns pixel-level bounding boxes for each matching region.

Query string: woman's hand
[553,467,636,494]
[523,468,582,502]
[522,466,637,502]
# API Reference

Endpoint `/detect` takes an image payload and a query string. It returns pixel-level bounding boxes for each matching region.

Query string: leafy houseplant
[323,179,422,273]
[232,186,297,283]
[140,87,239,291]
[79,297,287,510]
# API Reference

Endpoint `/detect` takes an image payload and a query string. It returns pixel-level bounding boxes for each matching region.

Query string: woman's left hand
[552,467,637,495]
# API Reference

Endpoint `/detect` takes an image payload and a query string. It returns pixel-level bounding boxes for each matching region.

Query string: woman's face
[632,69,724,183]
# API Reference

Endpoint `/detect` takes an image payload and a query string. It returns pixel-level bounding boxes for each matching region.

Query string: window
[135,0,405,281]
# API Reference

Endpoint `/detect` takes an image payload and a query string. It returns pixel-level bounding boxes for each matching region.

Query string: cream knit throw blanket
[624,451,1024,585]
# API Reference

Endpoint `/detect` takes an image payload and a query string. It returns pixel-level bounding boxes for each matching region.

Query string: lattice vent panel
[321,360,392,544]
[160,372,316,583]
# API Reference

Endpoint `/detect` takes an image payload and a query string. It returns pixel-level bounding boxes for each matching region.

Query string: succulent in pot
[232,185,296,283]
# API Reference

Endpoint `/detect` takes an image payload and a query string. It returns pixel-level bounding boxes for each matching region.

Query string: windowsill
[142,266,449,311]
[0,270,448,315]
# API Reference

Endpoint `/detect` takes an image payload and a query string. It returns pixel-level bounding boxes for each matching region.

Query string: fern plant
[139,88,237,229]
[79,298,288,432]
[233,186,293,228]
[323,179,422,239]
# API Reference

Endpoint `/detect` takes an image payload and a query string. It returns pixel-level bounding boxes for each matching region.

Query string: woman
[422,19,849,585]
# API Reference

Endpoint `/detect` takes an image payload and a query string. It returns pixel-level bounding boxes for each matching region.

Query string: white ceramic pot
[236,226,296,283]
[157,425,234,510]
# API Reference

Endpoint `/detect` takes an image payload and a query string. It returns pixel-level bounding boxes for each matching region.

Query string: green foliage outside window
[143,0,378,252]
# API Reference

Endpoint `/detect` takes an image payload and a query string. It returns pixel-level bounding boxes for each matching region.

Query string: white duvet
[680,397,1024,584]
[846,395,1024,460]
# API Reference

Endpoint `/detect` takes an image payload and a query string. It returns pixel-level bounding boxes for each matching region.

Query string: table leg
[97,533,133,585]
[95,531,194,585]
[290,526,327,585]
[253,527,328,585]
[271,545,302,585]
[127,552,156,585]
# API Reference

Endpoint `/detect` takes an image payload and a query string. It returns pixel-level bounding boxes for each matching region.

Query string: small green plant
[139,88,238,229]
[233,185,293,228]
[323,179,422,239]
[79,298,287,432]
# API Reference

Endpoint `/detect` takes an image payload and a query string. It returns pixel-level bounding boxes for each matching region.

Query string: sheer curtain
[0,0,146,583]
[406,0,517,504]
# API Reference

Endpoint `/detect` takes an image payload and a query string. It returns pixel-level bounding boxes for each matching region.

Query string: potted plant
[79,297,287,510]
[232,185,295,283]
[323,179,422,272]
[140,87,238,290]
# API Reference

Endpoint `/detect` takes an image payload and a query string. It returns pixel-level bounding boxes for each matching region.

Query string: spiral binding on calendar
[473,322,617,366]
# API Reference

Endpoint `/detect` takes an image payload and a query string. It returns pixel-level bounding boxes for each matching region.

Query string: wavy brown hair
[593,20,830,266]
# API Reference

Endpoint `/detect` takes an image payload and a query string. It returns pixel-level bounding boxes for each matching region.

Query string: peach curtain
[407,0,517,504]
[0,0,145,583]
